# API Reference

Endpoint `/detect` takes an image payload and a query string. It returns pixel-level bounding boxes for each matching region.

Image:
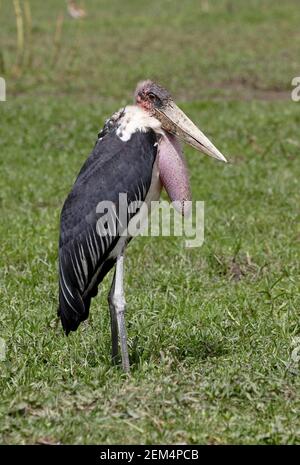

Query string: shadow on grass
[129,331,228,369]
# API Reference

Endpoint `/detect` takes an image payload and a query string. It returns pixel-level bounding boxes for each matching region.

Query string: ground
[0,0,299,444]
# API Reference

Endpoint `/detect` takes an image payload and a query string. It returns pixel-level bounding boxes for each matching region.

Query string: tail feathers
[58,284,91,335]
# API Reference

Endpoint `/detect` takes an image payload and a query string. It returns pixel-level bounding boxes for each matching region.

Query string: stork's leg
[108,271,119,362]
[108,253,130,372]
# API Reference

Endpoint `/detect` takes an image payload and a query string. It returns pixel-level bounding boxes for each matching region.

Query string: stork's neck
[116,105,164,142]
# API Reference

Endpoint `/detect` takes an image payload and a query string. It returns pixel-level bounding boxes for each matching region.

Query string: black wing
[58,125,157,334]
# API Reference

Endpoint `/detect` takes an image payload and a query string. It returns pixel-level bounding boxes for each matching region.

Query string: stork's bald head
[134,80,171,113]
[134,80,227,163]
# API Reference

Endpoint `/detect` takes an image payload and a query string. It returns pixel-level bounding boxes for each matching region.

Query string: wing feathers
[58,124,157,334]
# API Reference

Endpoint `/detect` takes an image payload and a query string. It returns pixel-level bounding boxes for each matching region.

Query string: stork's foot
[108,254,130,373]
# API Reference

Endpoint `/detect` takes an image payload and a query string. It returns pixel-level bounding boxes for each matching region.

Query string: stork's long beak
[154,101,227,162]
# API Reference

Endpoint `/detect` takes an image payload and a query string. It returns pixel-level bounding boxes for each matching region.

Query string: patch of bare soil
[212,78,290,101]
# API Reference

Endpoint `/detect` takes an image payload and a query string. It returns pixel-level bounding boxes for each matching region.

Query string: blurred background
[0,0,299,101]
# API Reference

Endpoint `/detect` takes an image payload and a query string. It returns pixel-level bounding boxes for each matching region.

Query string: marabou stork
[58,80,227,372]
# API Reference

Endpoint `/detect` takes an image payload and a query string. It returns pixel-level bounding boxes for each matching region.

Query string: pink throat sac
[157,133,191,216]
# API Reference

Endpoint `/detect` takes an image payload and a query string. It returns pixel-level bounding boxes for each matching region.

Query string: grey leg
[108,271,118,362]
[108,253,130,372]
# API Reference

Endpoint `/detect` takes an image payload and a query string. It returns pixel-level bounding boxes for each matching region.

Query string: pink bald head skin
[158,133,191,216]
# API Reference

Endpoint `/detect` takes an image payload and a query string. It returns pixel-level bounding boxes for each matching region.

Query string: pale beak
[154,101,227,162]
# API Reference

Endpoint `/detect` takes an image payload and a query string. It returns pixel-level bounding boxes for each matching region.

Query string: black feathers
[97,108,125,140]
[58,114,157,334]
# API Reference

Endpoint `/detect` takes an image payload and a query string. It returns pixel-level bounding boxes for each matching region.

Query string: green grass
[1,0,300,99]
[0,0,299,445]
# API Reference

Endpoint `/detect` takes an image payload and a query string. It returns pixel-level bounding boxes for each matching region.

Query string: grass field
[0,0,299,444]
